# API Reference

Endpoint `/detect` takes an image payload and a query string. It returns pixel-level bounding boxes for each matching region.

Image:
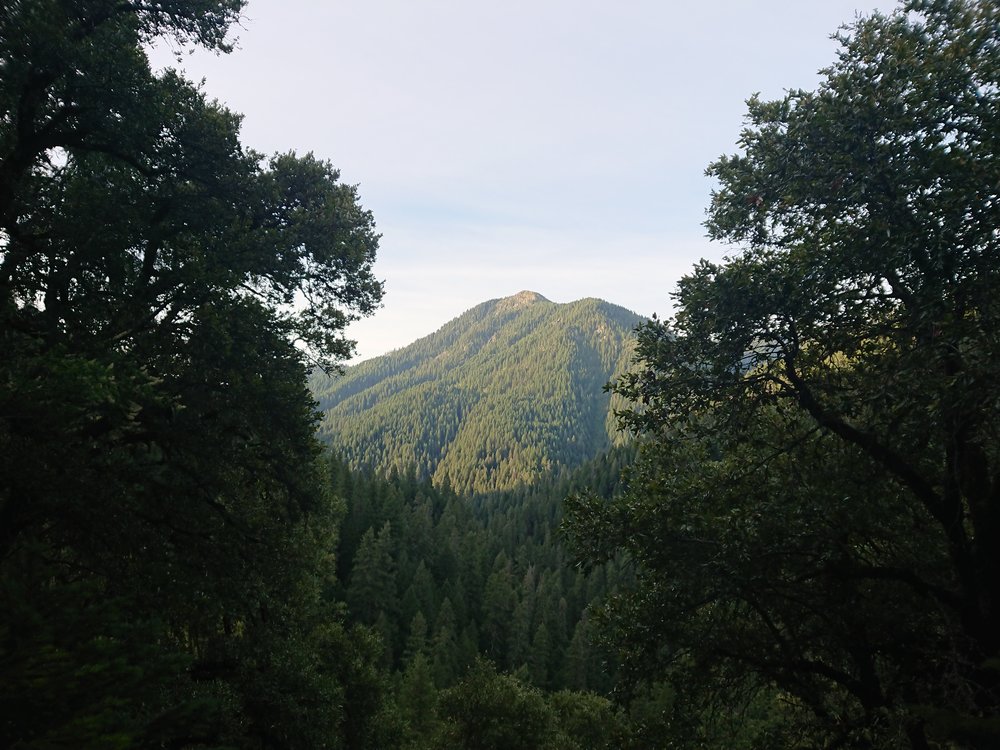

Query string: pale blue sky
[151,0,901,361]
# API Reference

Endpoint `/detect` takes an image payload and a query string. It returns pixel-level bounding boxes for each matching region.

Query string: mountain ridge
[312,291,643,495]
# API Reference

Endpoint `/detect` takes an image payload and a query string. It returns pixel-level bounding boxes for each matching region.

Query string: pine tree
[346,522,398,629]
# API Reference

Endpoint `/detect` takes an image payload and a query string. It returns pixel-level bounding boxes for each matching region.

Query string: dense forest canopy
[566,1,1000,748]
[313,292,640,494]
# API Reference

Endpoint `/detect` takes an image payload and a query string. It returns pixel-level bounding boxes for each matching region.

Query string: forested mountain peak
[495,289,549,311]
[312,293,643,494]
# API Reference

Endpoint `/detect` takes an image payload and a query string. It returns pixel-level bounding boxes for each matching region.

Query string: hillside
[312,291,643,494]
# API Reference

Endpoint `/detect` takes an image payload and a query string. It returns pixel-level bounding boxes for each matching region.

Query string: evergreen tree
[404,610,429,664]
[398,652,440,748]
[347,523,397,626]
[431,597,461,687]
[481,555,517,662]
[528,623,553,688]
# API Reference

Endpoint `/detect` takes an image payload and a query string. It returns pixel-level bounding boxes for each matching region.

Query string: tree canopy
[0,1,385,746]
[566,1,1000,747]
[313,293,639,495]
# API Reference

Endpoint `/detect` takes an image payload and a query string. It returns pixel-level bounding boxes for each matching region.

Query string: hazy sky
[150,1,901,361]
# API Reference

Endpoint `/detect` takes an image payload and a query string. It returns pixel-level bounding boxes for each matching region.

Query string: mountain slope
[312,291,642,494]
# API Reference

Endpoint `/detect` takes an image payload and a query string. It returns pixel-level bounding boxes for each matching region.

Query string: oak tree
[0,1,384,746]
[567,1,1000,747]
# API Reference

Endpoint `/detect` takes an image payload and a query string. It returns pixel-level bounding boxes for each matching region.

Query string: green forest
[2,1,1000,749]
[311,291,640,495]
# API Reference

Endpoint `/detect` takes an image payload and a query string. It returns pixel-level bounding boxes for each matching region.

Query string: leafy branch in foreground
[0,1,386,747]
[566,1,1000,748]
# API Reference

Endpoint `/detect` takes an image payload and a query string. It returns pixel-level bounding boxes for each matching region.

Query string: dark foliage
[565,1,1000,747]
[0,2,387,747]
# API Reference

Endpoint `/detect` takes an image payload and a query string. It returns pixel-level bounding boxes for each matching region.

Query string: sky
[150,0,902,362]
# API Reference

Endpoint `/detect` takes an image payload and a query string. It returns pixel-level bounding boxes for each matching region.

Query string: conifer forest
[2,1,999,748]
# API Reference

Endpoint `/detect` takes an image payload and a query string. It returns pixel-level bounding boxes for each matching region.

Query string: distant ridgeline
[311,291,643,495]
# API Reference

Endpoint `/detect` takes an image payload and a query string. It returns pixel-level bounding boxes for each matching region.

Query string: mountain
[312,291,643,495]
